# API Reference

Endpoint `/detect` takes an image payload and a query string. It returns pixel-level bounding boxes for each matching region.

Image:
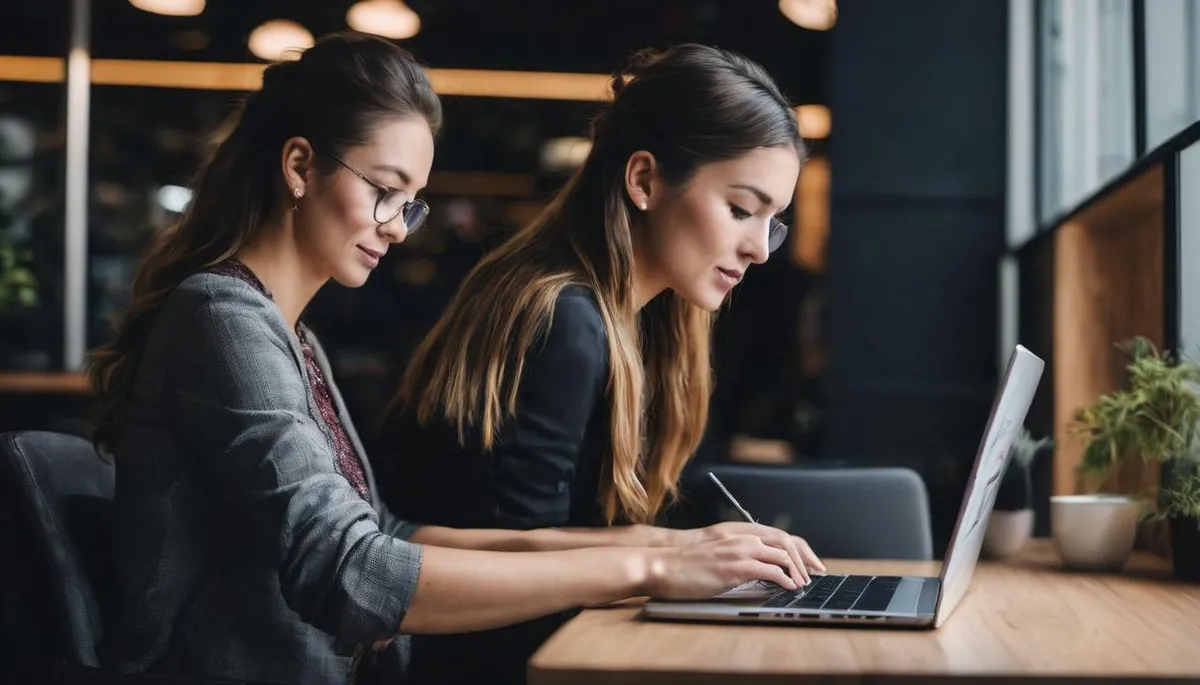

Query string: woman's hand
[640,534,802,600]
[673,522,825,586]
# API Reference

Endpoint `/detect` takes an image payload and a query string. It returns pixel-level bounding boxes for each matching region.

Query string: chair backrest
[0,430,114,668]
[694,464,934,560]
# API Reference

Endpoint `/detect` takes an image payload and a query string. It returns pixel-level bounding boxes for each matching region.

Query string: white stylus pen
[707,471,757,523]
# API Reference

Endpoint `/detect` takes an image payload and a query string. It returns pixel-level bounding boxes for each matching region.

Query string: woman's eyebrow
[371,164,413,188]
[731,182,791,216]
[729,183,773,206]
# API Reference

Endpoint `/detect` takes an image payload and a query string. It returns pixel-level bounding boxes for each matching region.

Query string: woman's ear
[624,150,660,212]
[281,136,315,199]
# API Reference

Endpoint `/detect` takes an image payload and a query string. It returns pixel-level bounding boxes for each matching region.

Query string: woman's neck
[235,224,326,328]
[632,269,664,311]
[631,233,667,311]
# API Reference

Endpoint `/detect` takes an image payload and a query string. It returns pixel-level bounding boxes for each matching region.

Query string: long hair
[88,31,442,453]
[394,44,805,524]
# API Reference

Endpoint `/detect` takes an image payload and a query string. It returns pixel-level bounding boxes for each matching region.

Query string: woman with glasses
[379,43,822,685]
[88,33,810,685]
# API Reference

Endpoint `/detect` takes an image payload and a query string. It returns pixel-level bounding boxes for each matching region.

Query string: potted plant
[984,428,1052,558]
[0,186,41,368]
[1066,337,1200,580]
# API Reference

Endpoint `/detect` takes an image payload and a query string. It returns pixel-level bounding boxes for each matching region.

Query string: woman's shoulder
[536,284,608,368]
[172,270,271,305]
[148,273,304,395]
[550,284,604,335]
[558,282,598,303]
[155,271,293,350]
[164,271,279,321]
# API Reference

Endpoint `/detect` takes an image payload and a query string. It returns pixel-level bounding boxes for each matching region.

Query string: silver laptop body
[642,345,1044,628]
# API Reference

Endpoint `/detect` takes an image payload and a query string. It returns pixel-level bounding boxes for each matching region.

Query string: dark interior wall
[1017,235,1056,536]
[825,0,1009,554]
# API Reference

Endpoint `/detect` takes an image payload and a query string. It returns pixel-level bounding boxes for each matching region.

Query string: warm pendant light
[248,19,315,62]
[778,0,837,31]
[128,0,206,17]
[347,0,422,40]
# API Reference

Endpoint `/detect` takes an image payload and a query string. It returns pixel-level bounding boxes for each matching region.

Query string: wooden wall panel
[1052,164,1168,553]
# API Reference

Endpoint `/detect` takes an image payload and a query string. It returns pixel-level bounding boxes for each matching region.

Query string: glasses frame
[768,216,789,254]
[330,156,429,231]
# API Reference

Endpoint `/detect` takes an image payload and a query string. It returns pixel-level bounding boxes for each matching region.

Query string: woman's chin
[331,266,372,289]
[675,286,725,312]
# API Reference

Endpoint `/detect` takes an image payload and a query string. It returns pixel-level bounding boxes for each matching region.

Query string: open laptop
[642,344,1044,629]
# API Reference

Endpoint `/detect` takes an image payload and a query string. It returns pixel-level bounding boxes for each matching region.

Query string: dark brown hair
[89,31,442,452]
[394,44,804,524]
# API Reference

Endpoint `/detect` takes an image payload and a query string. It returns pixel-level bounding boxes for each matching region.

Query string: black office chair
[0,430,116,682]
[686,463,934,560]
[0,430,260,685]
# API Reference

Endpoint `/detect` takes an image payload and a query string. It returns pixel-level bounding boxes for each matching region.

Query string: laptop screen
[934,345,1044,627]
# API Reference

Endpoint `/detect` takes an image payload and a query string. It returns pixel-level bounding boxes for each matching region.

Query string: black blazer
[378,284,612,684]
[380,284,611,530]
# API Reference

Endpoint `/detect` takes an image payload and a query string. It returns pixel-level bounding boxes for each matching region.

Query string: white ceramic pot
[1050,494,1141,571]
[983,509,1034,559]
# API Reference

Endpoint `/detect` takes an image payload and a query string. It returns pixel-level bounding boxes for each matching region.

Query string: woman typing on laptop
[378,44,825,683]
[88,33,811,685]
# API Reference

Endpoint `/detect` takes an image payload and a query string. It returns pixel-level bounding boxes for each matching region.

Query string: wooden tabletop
[528,539,1200,684]
[0,372,90,395]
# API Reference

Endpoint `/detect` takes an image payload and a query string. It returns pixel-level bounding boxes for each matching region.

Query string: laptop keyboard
[761,574,902,612]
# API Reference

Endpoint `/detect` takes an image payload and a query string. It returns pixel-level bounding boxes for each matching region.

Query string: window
[0,99,63,370]
[1037,0,1135,223]
[86,87,239,350]
[1178,139,1200,354]
[1144,0,1200,150]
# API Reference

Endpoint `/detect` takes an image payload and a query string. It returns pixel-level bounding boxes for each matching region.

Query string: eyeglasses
[768,216,789,254]
[331,156,430,233]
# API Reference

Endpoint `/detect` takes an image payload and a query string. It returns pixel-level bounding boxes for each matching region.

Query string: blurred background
[2,0,1199,557]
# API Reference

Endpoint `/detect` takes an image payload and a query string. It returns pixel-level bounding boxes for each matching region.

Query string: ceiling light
[128,0,205,17]
[248,20,314,62]
[779,0,837,31]
[347,0,421,40]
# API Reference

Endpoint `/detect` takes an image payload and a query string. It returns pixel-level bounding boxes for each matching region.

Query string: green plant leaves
[1072,336,1200,520]
[1157,457,1200,521]
[0,236,38,312]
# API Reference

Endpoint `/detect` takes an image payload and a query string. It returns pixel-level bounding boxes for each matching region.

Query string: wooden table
[529,540,1200,684]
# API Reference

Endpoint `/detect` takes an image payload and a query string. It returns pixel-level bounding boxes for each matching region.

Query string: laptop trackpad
[886,578,924,614]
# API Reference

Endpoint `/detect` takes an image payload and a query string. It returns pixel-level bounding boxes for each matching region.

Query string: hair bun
[260,57,301,91]
[609,47,665,99]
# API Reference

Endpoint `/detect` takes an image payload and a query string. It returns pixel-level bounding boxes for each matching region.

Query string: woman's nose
[378,218,407,244]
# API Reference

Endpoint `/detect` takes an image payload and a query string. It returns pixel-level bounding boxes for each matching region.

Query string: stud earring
[640,202,647,210]
[291,188,302,212]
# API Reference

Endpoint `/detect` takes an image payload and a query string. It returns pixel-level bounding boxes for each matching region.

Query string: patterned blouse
[206,260,370,499]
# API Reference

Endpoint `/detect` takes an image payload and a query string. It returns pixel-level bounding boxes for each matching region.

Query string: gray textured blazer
[101,271,423,685]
